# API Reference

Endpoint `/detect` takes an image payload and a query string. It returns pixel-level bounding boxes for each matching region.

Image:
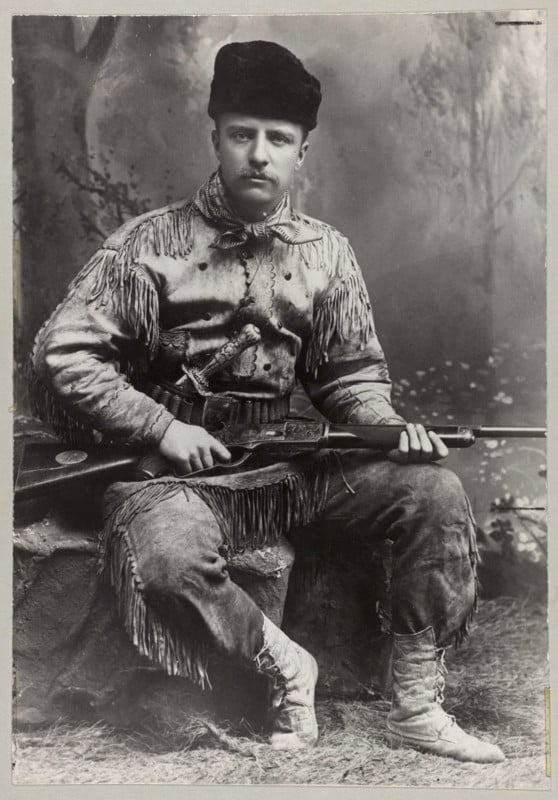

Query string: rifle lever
[172,448,252,479]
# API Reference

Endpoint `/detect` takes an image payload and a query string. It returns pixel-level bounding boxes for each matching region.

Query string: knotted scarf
[193,171,322,249]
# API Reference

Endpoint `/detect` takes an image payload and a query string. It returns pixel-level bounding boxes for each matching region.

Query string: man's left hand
[387,423,449,464]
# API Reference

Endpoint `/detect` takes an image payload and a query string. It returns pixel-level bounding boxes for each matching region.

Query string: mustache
[239,170,277,182]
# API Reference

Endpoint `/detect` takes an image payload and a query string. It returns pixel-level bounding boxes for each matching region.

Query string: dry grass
[12,597,549,787]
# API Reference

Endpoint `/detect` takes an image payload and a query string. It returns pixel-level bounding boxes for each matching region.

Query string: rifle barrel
[476,427,546,439]
[326,424,546,450]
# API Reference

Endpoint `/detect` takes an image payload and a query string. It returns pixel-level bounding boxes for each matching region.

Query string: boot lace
[254,645,287,710]
[435,648,456,729]
[434,647,447,704]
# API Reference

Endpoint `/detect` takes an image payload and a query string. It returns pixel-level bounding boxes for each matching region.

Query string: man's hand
[159,419,232,475]
[387,423,449,464]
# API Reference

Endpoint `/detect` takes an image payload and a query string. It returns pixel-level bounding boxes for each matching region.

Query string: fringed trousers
[102,451,478,685]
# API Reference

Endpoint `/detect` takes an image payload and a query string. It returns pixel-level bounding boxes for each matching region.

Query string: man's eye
[232,132,249,142]
[270,135,289,144]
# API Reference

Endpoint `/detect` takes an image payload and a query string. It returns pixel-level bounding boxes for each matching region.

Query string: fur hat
[208,41,321,131]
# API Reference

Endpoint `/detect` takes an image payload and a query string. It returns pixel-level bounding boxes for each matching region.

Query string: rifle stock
[15,423,546,501]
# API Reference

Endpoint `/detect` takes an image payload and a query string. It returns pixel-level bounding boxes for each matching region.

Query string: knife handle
[196,324,261,381]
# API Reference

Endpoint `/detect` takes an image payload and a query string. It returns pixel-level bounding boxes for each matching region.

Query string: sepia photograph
[11,8,547,789]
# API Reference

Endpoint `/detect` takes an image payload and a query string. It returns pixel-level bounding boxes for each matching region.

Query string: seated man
[30,40,504,762]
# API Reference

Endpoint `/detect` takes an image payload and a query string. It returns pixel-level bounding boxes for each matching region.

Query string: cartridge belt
[144,380,290,430]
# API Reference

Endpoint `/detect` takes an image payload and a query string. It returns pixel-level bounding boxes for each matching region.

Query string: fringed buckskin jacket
[29,172,408,684]
[31,168,407,564]
[31,171,403,450]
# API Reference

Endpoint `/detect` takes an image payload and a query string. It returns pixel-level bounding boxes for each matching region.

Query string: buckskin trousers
[102,450,478,681]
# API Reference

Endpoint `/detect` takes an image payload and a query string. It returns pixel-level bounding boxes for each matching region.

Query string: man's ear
[211,129,220,159]
[296,139,309,170]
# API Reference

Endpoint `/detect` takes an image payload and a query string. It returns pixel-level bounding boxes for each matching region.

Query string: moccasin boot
[386,627,505,763]
[254,616,319,750]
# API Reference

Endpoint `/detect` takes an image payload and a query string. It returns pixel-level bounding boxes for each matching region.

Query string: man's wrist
[145,407,176,448]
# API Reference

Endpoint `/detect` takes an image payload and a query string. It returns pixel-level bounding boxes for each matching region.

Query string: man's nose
[248,134,269,167]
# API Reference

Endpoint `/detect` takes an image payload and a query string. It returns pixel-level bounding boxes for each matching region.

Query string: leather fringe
[27,360,97,446]
[297,221,337,272]
[101,454,332,558]
[103,480,186,533]
[187,454,332,553]
[28,205,196,442]
[26,358,151,447]
[106,526,209,688]
[100,456,331,687]
[84,203,195,358]
[305,270,374,377]
[62,245,159,356]
[454,496,481,647]
[105,201,197,265]
[88,258,159,358]
[301,232,375,377]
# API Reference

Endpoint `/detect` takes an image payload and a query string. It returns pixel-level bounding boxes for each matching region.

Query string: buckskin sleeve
[298,235,406,426]
[31,247,175,446]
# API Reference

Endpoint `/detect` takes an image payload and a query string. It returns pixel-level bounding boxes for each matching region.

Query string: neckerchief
[193,171,322,249]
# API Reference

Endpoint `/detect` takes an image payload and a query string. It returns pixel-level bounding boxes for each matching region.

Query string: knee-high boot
[253,616,319,750]
[387,627,505,763]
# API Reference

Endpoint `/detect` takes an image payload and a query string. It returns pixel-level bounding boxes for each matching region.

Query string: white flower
[493,392,514,405]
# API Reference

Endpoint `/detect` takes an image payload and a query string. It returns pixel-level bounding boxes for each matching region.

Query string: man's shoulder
[103,198,195,251]
[291,209,349,244]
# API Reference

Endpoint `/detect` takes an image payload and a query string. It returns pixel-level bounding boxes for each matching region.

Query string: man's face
[212,113,309,220]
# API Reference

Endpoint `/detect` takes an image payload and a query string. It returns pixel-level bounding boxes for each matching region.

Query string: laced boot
[253,616,319,749]
[386,627,505,763]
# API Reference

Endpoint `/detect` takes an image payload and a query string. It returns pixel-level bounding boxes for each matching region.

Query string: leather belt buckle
[201,395,236,430]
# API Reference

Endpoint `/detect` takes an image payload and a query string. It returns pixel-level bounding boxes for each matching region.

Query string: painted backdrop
[13,13,546,553]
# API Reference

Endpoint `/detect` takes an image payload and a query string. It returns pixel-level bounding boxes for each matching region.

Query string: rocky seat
[13,422,391,731]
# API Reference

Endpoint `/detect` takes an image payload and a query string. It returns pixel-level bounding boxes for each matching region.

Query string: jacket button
[263,363,271,371]
[198,262,208,271]
[203,312,212,320]
[277,322,283,330]
[284,272,292,280]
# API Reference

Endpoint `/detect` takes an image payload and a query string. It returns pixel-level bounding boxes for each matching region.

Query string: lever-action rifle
[15,422,546,501]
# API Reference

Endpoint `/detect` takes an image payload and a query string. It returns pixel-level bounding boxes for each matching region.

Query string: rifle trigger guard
[172,448,252,480]
[225,449,252,470]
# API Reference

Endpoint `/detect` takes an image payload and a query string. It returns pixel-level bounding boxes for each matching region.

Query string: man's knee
[121,492,228,598]
[399,463,470,524]
[140,533,229,599]
[414,462,465,500]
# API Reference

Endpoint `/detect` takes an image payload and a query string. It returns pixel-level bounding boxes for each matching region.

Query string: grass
[12,597,549,787]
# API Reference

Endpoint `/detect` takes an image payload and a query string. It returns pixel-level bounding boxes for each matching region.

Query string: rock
[229,543,295,627]
[283,527,392,699]
[13,484,391,731]
[12,419,388,730]
[13,706,49,728]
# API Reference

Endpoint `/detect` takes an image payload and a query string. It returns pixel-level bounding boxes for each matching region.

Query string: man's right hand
[158,419,232,475]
